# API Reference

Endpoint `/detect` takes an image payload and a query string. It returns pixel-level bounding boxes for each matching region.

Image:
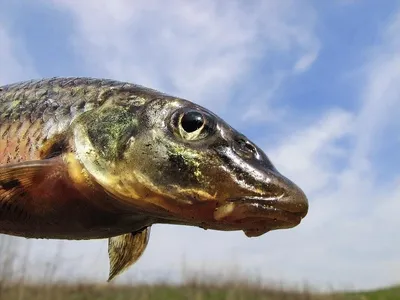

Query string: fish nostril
[244,141,257,154]
[234,138,259,159]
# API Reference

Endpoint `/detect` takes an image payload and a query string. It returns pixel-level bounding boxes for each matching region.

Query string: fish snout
[211,131,309,236]
[214,168,309,237]
[269,172,309,219]
[229,136,308,218]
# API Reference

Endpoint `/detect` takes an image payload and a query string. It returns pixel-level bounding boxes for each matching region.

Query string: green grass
[0,284,400,300]
[0,283,337,300]
[0,268,399,300]
[0,283,399,300]
[339,285,400,300]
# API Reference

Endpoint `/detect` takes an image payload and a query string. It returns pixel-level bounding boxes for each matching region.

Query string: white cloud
[49,0,319,111]
[293,50,319,73]
[267,109,354,195]
[256,9,400,290]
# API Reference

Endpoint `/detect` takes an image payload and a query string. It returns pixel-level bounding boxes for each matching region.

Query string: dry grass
[0,282,342,300]
[0,235,395,300]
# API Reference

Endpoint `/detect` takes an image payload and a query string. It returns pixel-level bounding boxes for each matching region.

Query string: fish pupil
[181,111,204,133]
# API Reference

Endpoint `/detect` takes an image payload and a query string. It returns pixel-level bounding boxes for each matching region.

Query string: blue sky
[1,0,399,291]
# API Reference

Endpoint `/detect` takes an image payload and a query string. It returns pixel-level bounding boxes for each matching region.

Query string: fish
[0,77,309,281]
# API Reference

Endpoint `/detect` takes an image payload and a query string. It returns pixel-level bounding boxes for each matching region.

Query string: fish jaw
[152,170,308,237]
[213,185,308,237]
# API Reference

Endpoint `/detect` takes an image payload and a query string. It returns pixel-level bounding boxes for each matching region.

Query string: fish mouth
[214,195,308,237]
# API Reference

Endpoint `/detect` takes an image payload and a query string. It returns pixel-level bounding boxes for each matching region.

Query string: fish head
[72,94,308,237]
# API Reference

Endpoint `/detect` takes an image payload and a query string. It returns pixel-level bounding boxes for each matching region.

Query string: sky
[0,0,399,292]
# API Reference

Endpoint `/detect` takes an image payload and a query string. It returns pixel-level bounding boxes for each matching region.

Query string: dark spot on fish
[15,122,23,132]
[77,101,85,109]
[40,135,68,159]
[127,103,142,114]
[167,152,199,186]
[15,142,20,153]
[1,124,10,139]
[0,179,21,190]
[98,89,115,106]
[168,153,187,172]
[41,138,67,159]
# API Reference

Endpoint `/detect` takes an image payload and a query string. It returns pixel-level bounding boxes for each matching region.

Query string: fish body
[0,78,161,240]
[0,77,309,280]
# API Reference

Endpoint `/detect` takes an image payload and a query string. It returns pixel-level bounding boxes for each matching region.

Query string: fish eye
[180,111,204,133]
[169,108,215,141]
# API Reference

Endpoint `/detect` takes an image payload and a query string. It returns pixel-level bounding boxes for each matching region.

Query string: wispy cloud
[49,0,319,112]
[268,109,354,195]
[262,8,400,290]
[351,10,400,171]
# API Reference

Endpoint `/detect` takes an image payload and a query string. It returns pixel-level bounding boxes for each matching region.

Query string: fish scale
[0,77,147,164]
[0,118,44,163]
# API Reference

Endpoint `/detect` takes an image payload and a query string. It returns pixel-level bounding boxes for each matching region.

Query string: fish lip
[225,196,306,224]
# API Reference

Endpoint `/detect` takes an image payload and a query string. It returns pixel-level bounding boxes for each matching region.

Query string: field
[0,281,399,300]
[0,237,398,300]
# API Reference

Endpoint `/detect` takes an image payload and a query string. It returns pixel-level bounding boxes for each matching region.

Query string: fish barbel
[0,77,308,280]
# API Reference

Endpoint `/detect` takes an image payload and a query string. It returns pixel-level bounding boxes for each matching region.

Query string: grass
[1,282,399,300]
[0,282,340,300]
[340,285,400,300]
[0,236,397,300]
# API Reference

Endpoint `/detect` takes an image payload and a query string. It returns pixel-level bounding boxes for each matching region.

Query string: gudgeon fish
[0,77,308,281]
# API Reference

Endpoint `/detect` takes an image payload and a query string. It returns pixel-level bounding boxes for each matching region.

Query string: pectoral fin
[0,158,63,221]
[107,226,151,282]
